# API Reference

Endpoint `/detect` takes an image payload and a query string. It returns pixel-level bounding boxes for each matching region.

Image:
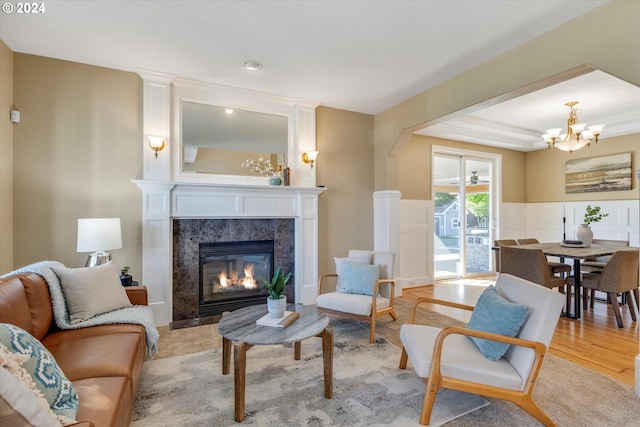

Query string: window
[452,218,459,229]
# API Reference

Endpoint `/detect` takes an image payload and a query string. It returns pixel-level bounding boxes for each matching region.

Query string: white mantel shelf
[133,179,325,326]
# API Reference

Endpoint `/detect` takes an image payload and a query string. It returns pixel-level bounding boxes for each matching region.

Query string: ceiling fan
[468,171,489,185]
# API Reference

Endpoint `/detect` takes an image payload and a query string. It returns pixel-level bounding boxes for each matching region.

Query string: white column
[138,70,174,181]
[374,190,402,296]
[133,180,174,326]
[297,191,321,304]
[291,104,318,188]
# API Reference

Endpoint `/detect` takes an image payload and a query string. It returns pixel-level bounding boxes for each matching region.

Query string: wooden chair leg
[419,378,439,425]
[513,396,558,427]
[369,317,376,344]
[626,291,638,322]
[609,292,624,328]
[590,289,595,309]
[399,347,409,369]
[582,288,589,309]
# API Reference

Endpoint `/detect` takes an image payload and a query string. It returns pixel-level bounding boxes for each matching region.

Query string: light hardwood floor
[400,277,639,386]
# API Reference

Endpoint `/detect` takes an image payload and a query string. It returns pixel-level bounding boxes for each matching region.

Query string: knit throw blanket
[2,261,159,359]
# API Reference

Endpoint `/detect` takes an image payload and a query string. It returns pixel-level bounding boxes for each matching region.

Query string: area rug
[132,318,488,426]
[147,299,640,426]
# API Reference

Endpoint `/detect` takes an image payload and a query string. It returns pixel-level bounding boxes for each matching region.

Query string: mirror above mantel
[181,101,288,176]
[167,76,319,187]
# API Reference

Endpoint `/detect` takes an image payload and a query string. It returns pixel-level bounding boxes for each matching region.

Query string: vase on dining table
[576,224,593,247]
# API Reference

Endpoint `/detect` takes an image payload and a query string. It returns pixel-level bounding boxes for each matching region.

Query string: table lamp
[77,218,123,267]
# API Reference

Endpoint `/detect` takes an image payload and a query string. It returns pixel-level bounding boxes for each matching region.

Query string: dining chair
[494,239,517,272]
[580,248,639,328]
[516,238,572,277]
[399,273,565,426]
[580,239,629,273]
[500,246,568,292]
[316,250,397,343]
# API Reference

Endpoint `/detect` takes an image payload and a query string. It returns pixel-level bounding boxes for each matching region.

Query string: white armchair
[399,273,564,426]
[317,250,397,343]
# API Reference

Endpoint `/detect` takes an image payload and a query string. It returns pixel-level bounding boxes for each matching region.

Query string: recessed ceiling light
[225,108,234,114]
[243,60,262,71]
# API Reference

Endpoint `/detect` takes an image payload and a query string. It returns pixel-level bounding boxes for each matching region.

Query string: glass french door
[433,153,494,279]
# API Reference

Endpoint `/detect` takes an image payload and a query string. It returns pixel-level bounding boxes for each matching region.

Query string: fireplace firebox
[199,240,273,316]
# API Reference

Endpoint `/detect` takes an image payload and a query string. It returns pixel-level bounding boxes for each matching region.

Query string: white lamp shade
[147,136,165,148]
[77,218,122,252]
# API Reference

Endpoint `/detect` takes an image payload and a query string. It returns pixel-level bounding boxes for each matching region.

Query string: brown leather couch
[0,272,148,427]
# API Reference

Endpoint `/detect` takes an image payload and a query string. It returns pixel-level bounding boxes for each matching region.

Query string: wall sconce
[147,136,165,159]
[301,151,319,169]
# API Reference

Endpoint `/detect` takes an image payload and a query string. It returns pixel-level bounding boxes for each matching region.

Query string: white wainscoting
[526,200,639,247]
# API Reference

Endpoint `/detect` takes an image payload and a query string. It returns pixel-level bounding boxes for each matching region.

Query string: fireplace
[199,240,273,316]
[172,217,296,328]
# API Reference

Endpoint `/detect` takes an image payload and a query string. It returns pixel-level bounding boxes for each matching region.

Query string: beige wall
[525,133,639,203]
[316,106,374,274]
[0,40,13,272]
[375,1,640,192]
[398,134,526,202]
[11,54,143,276]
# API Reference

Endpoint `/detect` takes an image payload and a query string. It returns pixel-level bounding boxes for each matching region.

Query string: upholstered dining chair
[494,239,517,272]
[580,239,629,273]
[399,273,565,426]
[500,246,568,291]
[579,248,639,328]
[316,250,397,343]
[516,238,572,277]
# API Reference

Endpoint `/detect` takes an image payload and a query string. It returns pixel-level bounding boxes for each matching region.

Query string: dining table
[516,242,629,319]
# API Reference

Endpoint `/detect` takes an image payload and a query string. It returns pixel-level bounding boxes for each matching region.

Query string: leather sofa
[0,272,148,427]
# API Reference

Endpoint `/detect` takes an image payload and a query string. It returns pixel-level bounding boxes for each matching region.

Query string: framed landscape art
[565,152,632,194]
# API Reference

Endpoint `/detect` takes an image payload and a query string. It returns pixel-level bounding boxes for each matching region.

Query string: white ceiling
[417,69,640,152]
[2,0,638,151]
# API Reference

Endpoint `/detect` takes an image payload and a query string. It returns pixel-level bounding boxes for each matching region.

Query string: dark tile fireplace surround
[172,218,295,329]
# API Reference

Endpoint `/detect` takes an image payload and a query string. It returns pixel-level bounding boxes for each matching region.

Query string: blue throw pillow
[336,260,380,296]
[0,323,79,421]
[466,286,529,361]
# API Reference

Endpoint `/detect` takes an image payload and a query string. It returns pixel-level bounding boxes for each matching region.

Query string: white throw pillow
[52,262,132,324]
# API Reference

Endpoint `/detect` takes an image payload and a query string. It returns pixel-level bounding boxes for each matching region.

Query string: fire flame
[216,263,257,290]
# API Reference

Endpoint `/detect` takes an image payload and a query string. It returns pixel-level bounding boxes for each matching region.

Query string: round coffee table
[218,304,333,422]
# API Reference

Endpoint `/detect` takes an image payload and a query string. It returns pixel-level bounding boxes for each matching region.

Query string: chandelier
[542,101,605,154]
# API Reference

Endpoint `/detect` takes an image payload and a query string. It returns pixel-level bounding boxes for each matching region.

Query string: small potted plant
[260,266,291,318]
[120,266,133,286]
[577,205,609,247]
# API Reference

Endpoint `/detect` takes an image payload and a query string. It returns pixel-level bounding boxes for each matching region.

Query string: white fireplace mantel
[134,180,325,326]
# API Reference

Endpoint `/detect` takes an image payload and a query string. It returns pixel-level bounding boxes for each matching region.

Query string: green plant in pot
[577,205,608,247]
[260,266,291,318]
